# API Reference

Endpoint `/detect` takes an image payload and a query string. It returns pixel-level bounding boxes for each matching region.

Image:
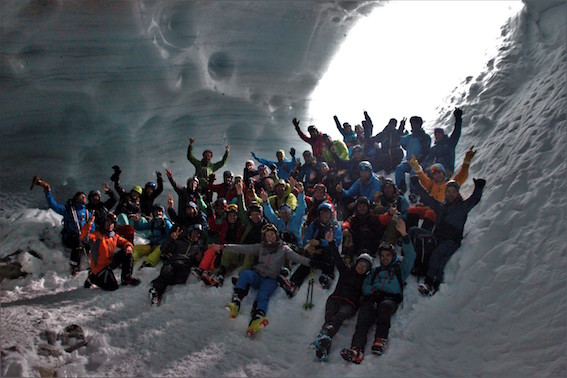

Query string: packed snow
[1,1,566,377]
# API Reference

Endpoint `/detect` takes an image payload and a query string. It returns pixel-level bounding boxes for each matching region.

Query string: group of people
[31,109,485,364]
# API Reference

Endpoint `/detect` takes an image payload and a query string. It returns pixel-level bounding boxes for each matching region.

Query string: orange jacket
[417,161,470,202]
[81,223,133,275]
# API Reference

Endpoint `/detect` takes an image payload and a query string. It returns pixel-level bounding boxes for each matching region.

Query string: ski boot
[225,295,241,318]
[418,283,436,296]
[149,287,162,306]
[121,276,141,286]
[277,275,297,298]
[319,274,332,289]
[247,309,269,337]
[312,333,332,361]
[202,271,224,287]
[70,264,80,276]
[371,338,388,356]
[340,346,364,364]
[190,267,203,279]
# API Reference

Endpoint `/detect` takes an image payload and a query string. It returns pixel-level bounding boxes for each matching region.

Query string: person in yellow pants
[132,205,172,268]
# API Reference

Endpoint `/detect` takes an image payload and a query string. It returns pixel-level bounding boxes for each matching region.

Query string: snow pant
[321,297,357,338]
[199,247,219,272]
[351,295,399,351]
[62,233,89,268]
[426,239,460,288]
[133,244,161,267]
[395,162,417,194]
[151,261,191,296]
[234,270,279,314]
[290,251,334,289]
[87,249,134,291]
[407,206,436,231]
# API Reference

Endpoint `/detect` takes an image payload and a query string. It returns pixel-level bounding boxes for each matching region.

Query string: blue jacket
[252,153,297,181]
[303,219,342,248]
[263,192,307,247]
[342,173,383,203]
[134,218,173,247]
[400,129,431,162]
[362,235,416,297]
[44,190,94,239]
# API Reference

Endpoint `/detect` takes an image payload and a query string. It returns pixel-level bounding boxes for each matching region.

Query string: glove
[251,152,257,159]
[410,175,421,187]
[292,118,300,128]
[408,156,422,172]
[454,107,463,119]
[464,146,476,164]
[110,165,121,182]
[289,147,296,157]
[269,164,277,172]
[208,173,216,184]
[473,178,486,189]
[156,171,162,179]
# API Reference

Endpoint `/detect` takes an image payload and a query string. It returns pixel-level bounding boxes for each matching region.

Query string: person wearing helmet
[268,178,298,212]
[286,200,342,293]
[405,146,476,231]
[410,174,485,296]
[165,167,208,217]
[336,161,383,213]
[373,178,409,221]
[293,117,326,161]
[81,212,141,291]
[341,196,396,263]
[132,204,173,268]
[148,223,206,305]
[32,176,94,275]
[250,148,297,181]
[140,171,164,218]
[304,183,335,227]
[212,179,267,287]
[422,108,463,177]
[341,218,415,364]
[198,203,243,286]
[86,182,117,231]
[394,115,431,196]
[260,179,306,249]
[186,137,230,191]
[311,227,374,361]
[208,170,236,203]
[211,222,312,334]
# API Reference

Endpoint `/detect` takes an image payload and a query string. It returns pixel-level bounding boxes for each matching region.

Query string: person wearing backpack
[341,219,415,364]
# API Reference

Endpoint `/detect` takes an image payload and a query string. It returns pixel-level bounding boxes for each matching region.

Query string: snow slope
[1,1,566,377]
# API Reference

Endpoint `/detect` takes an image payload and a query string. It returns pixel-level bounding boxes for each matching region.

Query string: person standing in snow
[410,175,485,296]
[293,117,326,162]
[81,213,141,290]
[186,138,230,192]
[311,228,374,361]
[341,219,415,364]
[31,176,94,276]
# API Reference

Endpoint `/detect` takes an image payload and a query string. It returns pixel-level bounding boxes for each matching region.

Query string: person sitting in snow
[251,148,297,181]
[406,146,475,231]
[311,228,374,361]
[32,176,94,276]
[139,172,164,219]
[268,178,298,212]
[149,223,206,305]
[165,168,207,215]
[284,202,342,296]
[336,160,383,215]
[341,219,415,364]
[410,175,485,296]
[109,165,143,226]
[166,195,209,241]
[86,183,117,231]
[422,108,463,177]
[81,213,141,290]
[373,178,409,223]
[186,138,230,192]
[131,204,173,268]
[212,224,315,334]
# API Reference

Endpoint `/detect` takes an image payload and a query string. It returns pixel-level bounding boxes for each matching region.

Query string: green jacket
[187,144,229,184]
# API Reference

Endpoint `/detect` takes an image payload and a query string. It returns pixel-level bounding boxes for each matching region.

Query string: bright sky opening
[309,0,524,133]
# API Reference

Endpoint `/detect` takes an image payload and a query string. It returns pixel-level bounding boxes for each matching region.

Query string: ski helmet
[359,160,373,172]
[445,180,460,191]
[317,202,333,213]
[248,202,263,214]
[105,212,117,224]
[152,204,165,216]
[261,223,278,237]
[356,253,374,271]
[187,223,203,235]
[378,242,395,256]
[131,186,143,195]
[355,196,370,207]
[88,190,101,200]
[145,181,157,189]
[223,170,234,179]
[214,198,228,209]
[429,163,446,176]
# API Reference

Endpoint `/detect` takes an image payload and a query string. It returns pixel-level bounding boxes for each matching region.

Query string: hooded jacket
[45,190,93,239]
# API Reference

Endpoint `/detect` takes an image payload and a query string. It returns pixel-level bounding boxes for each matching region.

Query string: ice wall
[0,0,378,203]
